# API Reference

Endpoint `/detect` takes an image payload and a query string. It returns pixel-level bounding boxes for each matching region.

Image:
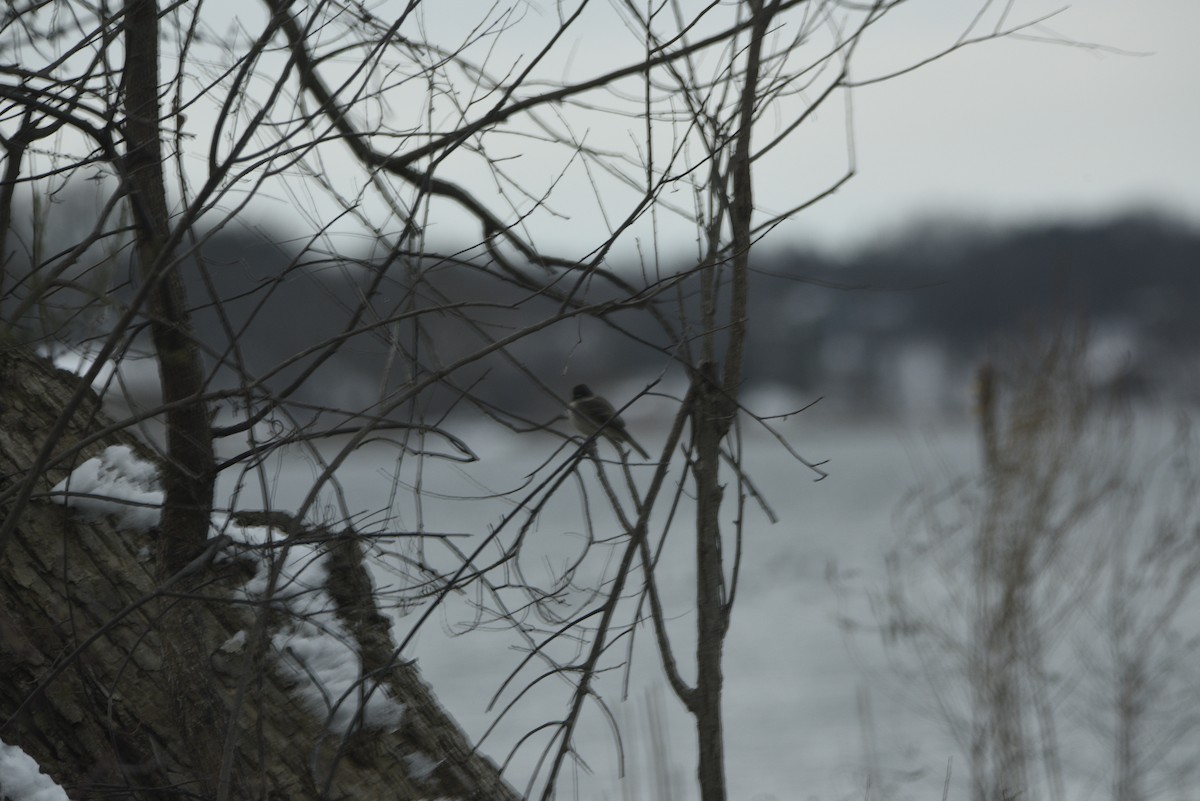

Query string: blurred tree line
[9,211,1194,418]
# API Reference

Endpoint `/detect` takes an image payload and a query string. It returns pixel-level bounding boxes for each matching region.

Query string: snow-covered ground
[0,739,70,801]
[52,447,407,742]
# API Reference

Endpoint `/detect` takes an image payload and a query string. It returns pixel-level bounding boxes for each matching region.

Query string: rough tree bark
[0,347,520,800]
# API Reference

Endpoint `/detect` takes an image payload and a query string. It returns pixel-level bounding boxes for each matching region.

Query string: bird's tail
[626,436,650,461]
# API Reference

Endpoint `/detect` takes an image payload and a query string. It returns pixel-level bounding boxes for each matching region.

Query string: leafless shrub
[878,323,1200,801]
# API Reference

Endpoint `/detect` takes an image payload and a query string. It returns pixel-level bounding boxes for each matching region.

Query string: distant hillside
[141,213,1200,417]
[747,214,1200,414]
[12,213,1198,418]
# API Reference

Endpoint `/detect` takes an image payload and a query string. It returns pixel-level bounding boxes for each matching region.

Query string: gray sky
[199,0,1200,261]
[417,0,1200,259]
[776,0,1200,251]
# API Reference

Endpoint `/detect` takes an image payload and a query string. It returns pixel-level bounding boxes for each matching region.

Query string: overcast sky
[769,0,1200,251]
[412,0,1200,259]
[194,0,1200,262]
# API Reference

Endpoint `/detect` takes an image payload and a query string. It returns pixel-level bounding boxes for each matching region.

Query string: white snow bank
[214,512,406,734]
[51,445,163,531]
[0,739,70,801]
[50,451,406,736]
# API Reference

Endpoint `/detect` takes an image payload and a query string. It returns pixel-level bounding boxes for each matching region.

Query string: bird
[567,384,650,460]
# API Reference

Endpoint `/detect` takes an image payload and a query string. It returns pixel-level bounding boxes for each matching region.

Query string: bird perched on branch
[567,384,650,460]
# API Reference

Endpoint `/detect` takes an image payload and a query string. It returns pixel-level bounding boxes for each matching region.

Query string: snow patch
[51,451,406,736]
[0,739,70,801]
[220,630,248,654]
[51,445,163,531]
[39,343,117,389]
[212,513,406,735]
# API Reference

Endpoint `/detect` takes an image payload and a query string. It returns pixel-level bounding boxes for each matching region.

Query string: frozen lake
[214,399,988,801]
[212,395,1198,801]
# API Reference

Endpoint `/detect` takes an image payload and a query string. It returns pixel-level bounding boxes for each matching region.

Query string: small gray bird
[567,384,650,460]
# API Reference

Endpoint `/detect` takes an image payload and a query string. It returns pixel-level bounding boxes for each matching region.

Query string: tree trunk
[123,0,216,575]
[693,361,729,801]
